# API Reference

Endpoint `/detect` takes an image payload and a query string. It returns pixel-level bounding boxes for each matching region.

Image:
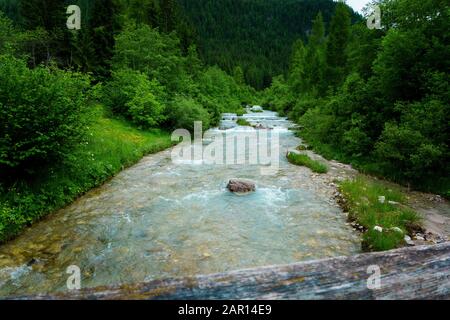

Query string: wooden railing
[13,242,450,300]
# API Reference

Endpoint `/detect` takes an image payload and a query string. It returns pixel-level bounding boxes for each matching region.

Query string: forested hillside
[178,0,359,88]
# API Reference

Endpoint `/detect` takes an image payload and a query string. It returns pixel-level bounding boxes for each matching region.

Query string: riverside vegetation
[0,0,448,253]
[262,0,449,199]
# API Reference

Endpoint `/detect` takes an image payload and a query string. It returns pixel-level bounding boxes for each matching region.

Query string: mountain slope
[178,0,358,88]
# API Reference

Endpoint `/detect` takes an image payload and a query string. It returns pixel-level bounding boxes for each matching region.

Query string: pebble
[404,235,415,246]
[374,226,383,233]
[378,196,386,204]
[391,227,403,234]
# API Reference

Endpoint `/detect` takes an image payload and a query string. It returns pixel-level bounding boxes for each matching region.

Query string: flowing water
[0,110,360,297]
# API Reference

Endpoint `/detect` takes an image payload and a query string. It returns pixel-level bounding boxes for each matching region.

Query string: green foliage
[0,54,90,173]
[168,96,210,132]
[274,0,449,196]
[103,69,166,128]
[236,118,251,126]
[0,11,18,53]
[324,2,351,89]
[89,0,120,78]
[375,121,445,183]
[112,23,184,92]
[262,75,295,115]
[178,0,355,89]
[288,39,307,94]
[0,106,173,243]
[304,12,326,95]
[340,176,422,251]
[287,152,328,174]
[288,97,319,122]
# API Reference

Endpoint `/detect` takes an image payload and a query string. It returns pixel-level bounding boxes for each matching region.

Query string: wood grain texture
[12,243,450,300]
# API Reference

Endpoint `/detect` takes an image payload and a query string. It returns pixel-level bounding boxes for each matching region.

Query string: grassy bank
[339,176,422,251]
[0,106,174,243]
[287,152,328,174]
[295,131,450,199]
[237,118,251,126]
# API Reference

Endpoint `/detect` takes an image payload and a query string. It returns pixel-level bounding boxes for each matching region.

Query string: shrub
[342,127,372,157]
[196,94,223,127]
[0,55,90,175]
[374,122,445,182]
[103,69,166,128]
[168,96,210,132]
[0,202,27,241]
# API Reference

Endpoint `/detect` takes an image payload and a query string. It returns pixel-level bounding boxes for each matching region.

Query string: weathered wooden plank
[12,243,450,300]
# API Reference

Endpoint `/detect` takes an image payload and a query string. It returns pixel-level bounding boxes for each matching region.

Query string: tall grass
[339,176,422,251]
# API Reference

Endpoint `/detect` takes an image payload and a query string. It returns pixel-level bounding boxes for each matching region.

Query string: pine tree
[233,66,245,86]
[19,0,64,31]
[304,12,326,95]
[186,44,203,78]
[288,39,307,94]
[128,0,160,26]
[70,28,96,73]
[309,12,325,48]
[19,0,68,66]
[159,0,176,33]
[324,2,351,89]
[90,0,119,78]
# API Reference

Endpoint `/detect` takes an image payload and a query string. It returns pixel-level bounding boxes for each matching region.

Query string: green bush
[0,202,27,240]
[0,55,90,174]
[168,96,210,132]
[196,93,223,127]
[103,69,166,128]
[375,122,445,182]
[288,97,319,122]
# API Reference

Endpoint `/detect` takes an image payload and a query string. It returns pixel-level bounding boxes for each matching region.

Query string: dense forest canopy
[178,0,359,89]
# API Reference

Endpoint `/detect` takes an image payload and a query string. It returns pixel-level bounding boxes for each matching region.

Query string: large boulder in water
[227,179,256,193]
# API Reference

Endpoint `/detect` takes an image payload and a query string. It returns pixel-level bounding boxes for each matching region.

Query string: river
[0,109,360,297]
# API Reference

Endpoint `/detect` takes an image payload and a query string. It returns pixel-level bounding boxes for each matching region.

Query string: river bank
[287,138,450,249]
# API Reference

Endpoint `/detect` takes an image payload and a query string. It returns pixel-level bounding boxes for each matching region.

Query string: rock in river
[227,179,256,193]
